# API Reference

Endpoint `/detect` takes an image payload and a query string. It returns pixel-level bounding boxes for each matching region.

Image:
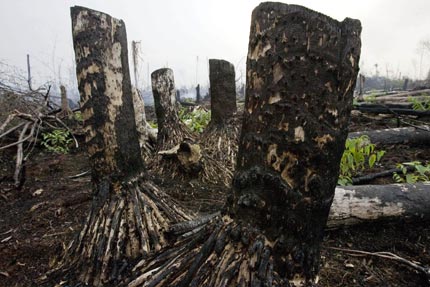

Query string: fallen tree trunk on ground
[348,126,430,145]
[371,89,430,98]
[328,183,430,228]
[353,106,430,117]
[366,96,430,104]
[354,103,413,109]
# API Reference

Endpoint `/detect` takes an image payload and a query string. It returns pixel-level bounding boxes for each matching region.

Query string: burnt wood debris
[49,6,193,286]
[126,2,361,287]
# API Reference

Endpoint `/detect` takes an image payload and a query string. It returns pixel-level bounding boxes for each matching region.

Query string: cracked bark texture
[228,2,361,282]
[126,2,361,287]
[52,7,192,286]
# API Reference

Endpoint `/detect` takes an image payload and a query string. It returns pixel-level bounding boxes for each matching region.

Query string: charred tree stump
[196,84,201,103]
[208,59,237,125]
[358,73,365,96]
[149,68,197,178]
[59,85,73,119]
[403,78,409,91]
[151,68,194,151]
[199,59,240,185]
[126,3,361,287]
[51,7,192,286]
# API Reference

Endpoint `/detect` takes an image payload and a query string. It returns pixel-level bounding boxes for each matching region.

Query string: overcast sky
[1,0,430,92]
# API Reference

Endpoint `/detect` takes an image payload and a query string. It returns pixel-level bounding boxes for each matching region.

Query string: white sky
[1,0,430,92]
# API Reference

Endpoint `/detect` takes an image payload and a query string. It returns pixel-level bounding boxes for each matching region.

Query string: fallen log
[348,126,430,145]
[353,106,430,117]
[371,89,430,98]
[368,97,430,104]
[354,102,413,109]
[328,183,430,228]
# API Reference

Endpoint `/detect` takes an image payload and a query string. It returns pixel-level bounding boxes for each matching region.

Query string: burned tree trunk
[151,68,193,151]
[358,73,365,96]
[132,87,155,158]
[52,7,192,286]
[196,83,201,103]
[208,59,237,126]
[199,59,240,185]
[127,3,361,287]
[59,85,73,119]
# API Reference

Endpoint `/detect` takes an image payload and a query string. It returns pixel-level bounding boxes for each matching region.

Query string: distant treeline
[357,74,430,92]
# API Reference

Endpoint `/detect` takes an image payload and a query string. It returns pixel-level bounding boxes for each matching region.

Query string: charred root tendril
[126,215,318,287]
[53,176,192,286]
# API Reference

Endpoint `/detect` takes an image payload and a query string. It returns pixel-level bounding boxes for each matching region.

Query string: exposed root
[149,116,240,186]
[50,175,193,286]
[199,116,241,186]
[126,215,316,287]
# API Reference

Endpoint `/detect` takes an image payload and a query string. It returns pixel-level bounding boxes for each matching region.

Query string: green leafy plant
[41,129,73,154]
[179,107,211,133]
[74,111,84,122]
[148,121,158,129]
[338,136,386,185]
[408,95,430,111]
[393,161,430,183]
[363,94,377,103]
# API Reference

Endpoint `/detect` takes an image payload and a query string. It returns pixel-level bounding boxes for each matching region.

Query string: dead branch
[327,246,430,282]
[13,122,30,187]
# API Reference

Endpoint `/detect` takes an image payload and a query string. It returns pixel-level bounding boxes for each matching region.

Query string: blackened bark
[132,87,154,158]
[151,68,193,151]
[208,59,237,126]
[403,78,409,90]
[229,2,361,281]
[197,59,240,186]
[59,85,72,118]
[359,74,365,95]
[71,6,144,185]
[196,84,201,103]
[127,3,362,287]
